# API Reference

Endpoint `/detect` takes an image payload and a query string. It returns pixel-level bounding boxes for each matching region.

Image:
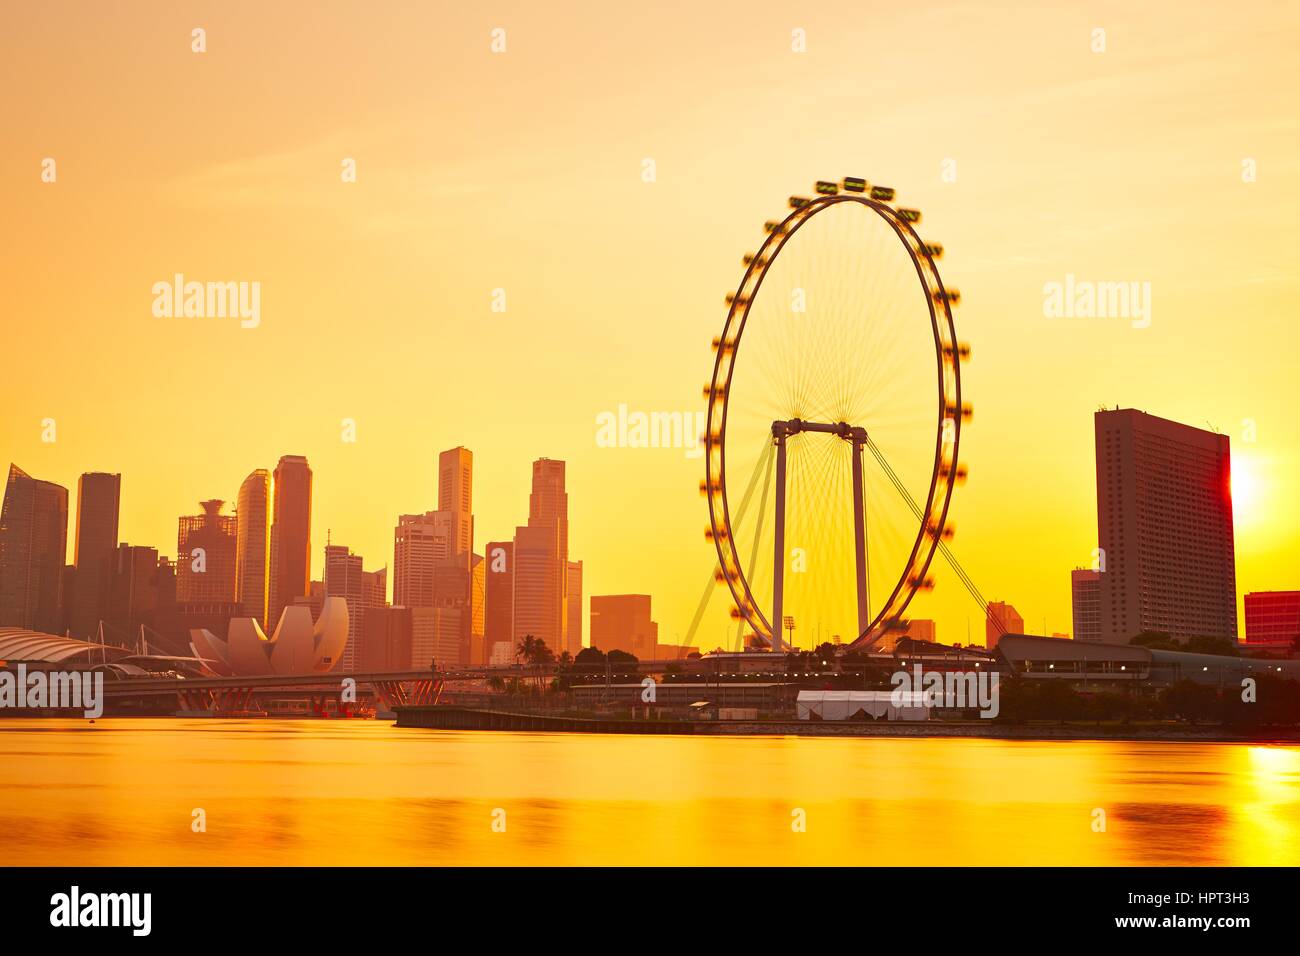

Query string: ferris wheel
[703,177,969,651]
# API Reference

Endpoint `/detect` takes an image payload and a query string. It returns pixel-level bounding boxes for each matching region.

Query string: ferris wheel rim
[704,189,963,648]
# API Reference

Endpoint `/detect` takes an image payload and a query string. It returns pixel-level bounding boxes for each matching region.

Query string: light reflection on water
[1,719,1297,866]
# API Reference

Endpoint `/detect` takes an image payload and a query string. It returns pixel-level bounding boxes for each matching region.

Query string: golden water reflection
[1,719,1298,866]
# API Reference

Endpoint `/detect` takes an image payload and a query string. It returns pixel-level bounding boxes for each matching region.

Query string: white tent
[796,690,930,721]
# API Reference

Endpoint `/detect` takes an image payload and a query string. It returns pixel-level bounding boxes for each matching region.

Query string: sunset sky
[3,1,1298,647]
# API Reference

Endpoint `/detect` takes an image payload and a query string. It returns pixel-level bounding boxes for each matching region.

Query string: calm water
[2,719,1298,866]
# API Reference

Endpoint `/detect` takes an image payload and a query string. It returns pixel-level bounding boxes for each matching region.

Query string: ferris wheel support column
[771,429,788,654]
[851,431,870,639]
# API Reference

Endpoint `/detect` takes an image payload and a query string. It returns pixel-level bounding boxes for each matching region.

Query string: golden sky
[3,1,1298,646]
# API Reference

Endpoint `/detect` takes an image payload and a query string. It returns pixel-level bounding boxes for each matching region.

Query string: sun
[1230,454,1262,528]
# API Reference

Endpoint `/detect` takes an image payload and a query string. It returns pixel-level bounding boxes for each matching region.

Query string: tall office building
[438,446,474,562]
[364,566,387,610]
[1071,568,1102,643]
[107,544,161,642]
[590,594,657,660]
[1095,409,1237,643]
[985,601,1023,650]
[69,472,121,639]
[176,500,238,602]
[512,459,570,655]
[393,512,446,608]
[360,605,414,672]
[566,560,583,655]
[235,469,271,629]
[324,543,387,672]
[0,464,68,633]
[411,605,463,669]
[1243,591,1300,645]
[513,524,562,652]
[268,455,312,631]
[392,447,479,663]
[468,553,486,664]
[484,540,514,664]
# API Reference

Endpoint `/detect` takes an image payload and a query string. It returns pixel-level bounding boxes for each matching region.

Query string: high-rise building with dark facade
[1094,409,1237,643]
[484,540,514,664]
[268,455,312,631]
[69,472,121,639]
[235,468,270,629]
[1243,591,1300,645]
[0,464,68,633]
[176,500,238,603]
[107,543,162,642]
[1071,568,1102,643]
[360,605,413,672]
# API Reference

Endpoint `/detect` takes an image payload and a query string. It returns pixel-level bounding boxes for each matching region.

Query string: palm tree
[515,635,555,693]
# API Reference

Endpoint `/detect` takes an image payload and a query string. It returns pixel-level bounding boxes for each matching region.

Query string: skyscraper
[1071,568,1102,643]
[324,542,384,672]
[392,447,479,664]
[176,500,238,602]
[360,605,413,672]
[268,455,312,631]
[512,459,569,655]
[364,566,387,610]
[438,446,474,561]
[0,464,68,633]
[107,544,162,643]
[513,524,561,653]
[985,601,1023,650]
[70,472,121,639]
[235,468,270,629]
[393,512,446,608]
[1095,409,1237,643]
[566,559,583,655]
[484,540,514,664]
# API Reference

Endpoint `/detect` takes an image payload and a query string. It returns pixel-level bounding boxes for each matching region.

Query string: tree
[574,646,607,666]
[1184,635,1240,657]
[607,649,638,676]
[515,635,555,693]
[1161,680,1218,725]
[1131,631,1179,652]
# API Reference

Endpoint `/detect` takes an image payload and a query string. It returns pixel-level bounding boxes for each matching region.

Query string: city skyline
[3,4,1298,648]
[1,400,1290,653]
